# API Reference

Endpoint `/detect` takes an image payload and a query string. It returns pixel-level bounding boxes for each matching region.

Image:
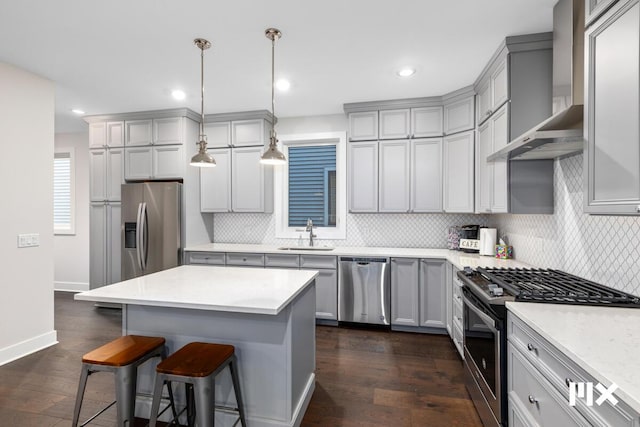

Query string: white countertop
[75,265,318,315]
[507,302,640,414]
[184,243,531,271]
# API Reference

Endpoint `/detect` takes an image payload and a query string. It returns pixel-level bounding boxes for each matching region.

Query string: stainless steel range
[458,267,640,427]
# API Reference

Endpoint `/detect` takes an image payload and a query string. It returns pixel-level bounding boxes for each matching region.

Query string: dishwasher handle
[340,257,389,263]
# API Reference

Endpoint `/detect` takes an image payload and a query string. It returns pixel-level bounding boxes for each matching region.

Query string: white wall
[54,132,90,291]
[0,62,57,365]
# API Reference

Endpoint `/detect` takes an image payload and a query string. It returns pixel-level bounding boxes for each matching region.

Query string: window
[54,149,75,235]
[275,132,347,240]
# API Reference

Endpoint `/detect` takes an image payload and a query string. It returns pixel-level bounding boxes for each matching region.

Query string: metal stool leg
[186,383,196,427]
[194,376,214,427]
[148,373,166,427]
[229,357,247,427]
[115,364,137,426]
[72,364,90,427]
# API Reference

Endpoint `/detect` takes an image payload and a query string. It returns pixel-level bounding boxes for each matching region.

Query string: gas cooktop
[462,267,640,308]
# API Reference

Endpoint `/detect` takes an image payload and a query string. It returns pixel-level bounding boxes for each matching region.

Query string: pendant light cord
[200,43,205,139]
[271,36,276,139]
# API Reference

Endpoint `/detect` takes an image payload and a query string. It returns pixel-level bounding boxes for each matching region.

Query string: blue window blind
[288,145,337,227]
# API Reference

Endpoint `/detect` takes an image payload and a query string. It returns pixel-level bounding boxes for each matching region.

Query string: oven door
[463,291,502,426]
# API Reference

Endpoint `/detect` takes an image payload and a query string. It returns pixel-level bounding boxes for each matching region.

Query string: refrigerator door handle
[136,202,144,271]
[140,202,148,271]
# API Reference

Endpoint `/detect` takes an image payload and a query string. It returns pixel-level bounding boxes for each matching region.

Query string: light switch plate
[17,233,40,248]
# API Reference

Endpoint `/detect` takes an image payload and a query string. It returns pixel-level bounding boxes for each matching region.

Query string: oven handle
[463,295,497,330]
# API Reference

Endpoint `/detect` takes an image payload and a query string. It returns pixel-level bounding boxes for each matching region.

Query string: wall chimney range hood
[488,0,585,162]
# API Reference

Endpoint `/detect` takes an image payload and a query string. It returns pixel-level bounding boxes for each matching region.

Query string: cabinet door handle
[636,205,640,213]
[522,137,531,143]
[528,395,538,404]
[527,343,537,352]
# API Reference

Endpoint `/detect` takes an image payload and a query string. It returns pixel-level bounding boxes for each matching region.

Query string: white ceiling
[0,0,557,133]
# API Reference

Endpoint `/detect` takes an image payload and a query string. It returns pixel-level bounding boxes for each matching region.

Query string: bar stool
[149,342,247,427]
[72,335,177,427]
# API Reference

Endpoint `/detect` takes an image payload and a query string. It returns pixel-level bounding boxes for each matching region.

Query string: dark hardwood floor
[0,292,481,426]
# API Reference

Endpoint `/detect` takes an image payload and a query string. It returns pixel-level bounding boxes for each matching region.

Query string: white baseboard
[0,330,58,366]
[54,280,89,292]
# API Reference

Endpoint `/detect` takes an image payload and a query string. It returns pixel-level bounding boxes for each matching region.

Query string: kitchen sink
[277,246,334,251]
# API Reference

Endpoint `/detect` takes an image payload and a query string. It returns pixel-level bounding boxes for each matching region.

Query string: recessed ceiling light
[275,79,291,91]
[396,68,416,78]
[71,109,85,115]
[171,89,186,100]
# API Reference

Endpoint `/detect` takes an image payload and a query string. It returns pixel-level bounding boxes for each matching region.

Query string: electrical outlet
[17,233,40,248]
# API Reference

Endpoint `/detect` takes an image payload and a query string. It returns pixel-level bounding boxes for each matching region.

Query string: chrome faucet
[306,219,317,247]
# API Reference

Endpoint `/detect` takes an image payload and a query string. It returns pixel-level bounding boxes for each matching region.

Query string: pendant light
[190,38,216,167]
[260,28,287,165]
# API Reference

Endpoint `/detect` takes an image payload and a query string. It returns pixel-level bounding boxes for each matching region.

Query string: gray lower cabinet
[585,0,640,214]
[391,257,446,332]
[445,261,454,337]
[391,258,420,326]
[301,268,337,321]
[419,259,446,329]
[508,311,640,426]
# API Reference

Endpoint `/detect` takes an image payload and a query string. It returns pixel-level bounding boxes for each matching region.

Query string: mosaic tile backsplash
[212,152,640,295]
[495,153,640,295]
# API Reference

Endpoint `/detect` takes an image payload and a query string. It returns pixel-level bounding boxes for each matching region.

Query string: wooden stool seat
[156,342,235,377]
[82,335,166,366]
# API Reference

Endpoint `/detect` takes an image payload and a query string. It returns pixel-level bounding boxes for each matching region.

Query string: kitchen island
[75,265,318,427]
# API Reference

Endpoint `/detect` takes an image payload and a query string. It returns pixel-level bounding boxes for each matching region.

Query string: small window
[274,132,347,240]
[54,149,75,235]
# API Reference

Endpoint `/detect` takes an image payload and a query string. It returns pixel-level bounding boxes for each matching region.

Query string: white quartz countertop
[184,243,531,271]
[75,265,318,315]
[507,302,640,414]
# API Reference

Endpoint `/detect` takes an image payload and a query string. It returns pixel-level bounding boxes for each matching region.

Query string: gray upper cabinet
[200,148,232,212]
[106,122,125,147]
[89,123,106,148]
[476,54,509,125]
[412,106,444,138]
[153,117,183,145]
[443,131,475,213]
[203,122,232,148]
[379,140,411,212]
[231,119,268,147]
[106,147,124,201]
[379,109,411,140]
[419,259,446,329]
[444,96,475,135]
[348,111,379,141]
[348,140,379,212]
[476,104,509,213]
[125,120,153,146]
[474,33,554,214]
[411,138,442,212]
[89,149,107,201]
[152,145,184,179]
[586,0,620,26]
[200,148,273,214]
[585,0,640,214]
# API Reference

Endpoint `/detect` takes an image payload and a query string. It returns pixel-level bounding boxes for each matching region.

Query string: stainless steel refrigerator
[121,182,182,280]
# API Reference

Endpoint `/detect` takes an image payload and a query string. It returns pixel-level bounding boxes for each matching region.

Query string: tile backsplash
[212,152,640,295]
[213,212,489,249]
[495,153,640,295]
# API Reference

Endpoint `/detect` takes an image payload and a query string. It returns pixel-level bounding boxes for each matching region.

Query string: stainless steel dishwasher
[338,257,391,325]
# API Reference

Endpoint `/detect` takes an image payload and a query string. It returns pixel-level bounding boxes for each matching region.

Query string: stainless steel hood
[489,0,585,161]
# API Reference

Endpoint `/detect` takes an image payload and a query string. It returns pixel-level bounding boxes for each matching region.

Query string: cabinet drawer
[265,253,300,268]
[300,255,337,269]
[508,344,590,427]
[453,297,464,328]
[187,252,225,265]
[453,276,464,302]
[509,313,638,427]
[452,321,464,358]
[225,253,265,267]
